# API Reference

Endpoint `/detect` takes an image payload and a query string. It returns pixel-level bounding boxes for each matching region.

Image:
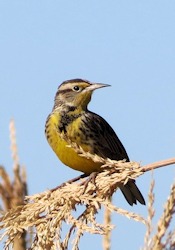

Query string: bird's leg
[51,173,88,192]
[80,172,98,193]
[50,172,98,193]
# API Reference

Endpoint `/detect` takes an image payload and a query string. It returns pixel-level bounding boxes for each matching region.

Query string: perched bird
[45,79,145,206]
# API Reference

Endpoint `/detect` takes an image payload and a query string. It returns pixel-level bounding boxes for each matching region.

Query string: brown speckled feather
[81,111,145,206]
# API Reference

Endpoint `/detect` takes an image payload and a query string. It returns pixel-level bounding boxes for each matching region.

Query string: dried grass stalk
[0,158,146,250]
[143,175,155,249]
[152,182,175,249]
[103,197,112,250]
[0,120,28,250]
[142,181,175,250]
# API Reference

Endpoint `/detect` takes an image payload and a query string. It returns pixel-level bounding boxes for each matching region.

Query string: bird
[45,79,145,206]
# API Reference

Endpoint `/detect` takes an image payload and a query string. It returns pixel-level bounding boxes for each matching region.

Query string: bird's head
[53,79,110,111]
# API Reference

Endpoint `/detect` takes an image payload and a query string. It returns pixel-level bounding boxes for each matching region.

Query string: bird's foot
[80,172,98,194]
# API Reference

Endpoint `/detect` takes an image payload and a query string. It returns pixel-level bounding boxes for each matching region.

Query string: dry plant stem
[0,167,13,209]
[50,157,175,195]
[63,204,99,250]
[164,230,175,250]
[152,182,175,249]
[9,119,27,250]
[103,197,112,250]
[53,157,175,193]
[143,177,155,249]
[9,119,19,170]
[142,158,175,172]
[0,160,146,250]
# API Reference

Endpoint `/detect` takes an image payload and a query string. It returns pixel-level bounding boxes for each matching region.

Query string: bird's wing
[83,111,130,161]
[82,111,145,206]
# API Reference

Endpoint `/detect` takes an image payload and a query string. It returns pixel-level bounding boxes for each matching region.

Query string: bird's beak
[86,83,111,92]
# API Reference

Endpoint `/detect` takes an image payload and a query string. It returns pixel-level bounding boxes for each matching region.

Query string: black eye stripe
[57,89,72,95]
[56,86,80,96]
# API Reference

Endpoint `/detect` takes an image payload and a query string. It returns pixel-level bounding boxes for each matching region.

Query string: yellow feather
[46,113,101,174]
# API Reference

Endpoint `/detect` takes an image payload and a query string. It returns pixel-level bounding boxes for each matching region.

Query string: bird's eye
[73,85,81,92]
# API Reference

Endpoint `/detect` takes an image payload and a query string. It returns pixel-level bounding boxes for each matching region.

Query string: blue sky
[0,1,175,249]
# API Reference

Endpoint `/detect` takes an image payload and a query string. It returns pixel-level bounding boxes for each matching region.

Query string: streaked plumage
[45,79,145,206]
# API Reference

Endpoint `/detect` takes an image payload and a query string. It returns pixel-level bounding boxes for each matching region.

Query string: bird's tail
[120,181,145,206]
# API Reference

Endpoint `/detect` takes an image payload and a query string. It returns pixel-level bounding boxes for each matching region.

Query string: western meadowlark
[45,79,145,206]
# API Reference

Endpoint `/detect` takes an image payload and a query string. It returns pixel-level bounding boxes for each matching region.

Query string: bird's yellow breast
[45,113,101,174]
